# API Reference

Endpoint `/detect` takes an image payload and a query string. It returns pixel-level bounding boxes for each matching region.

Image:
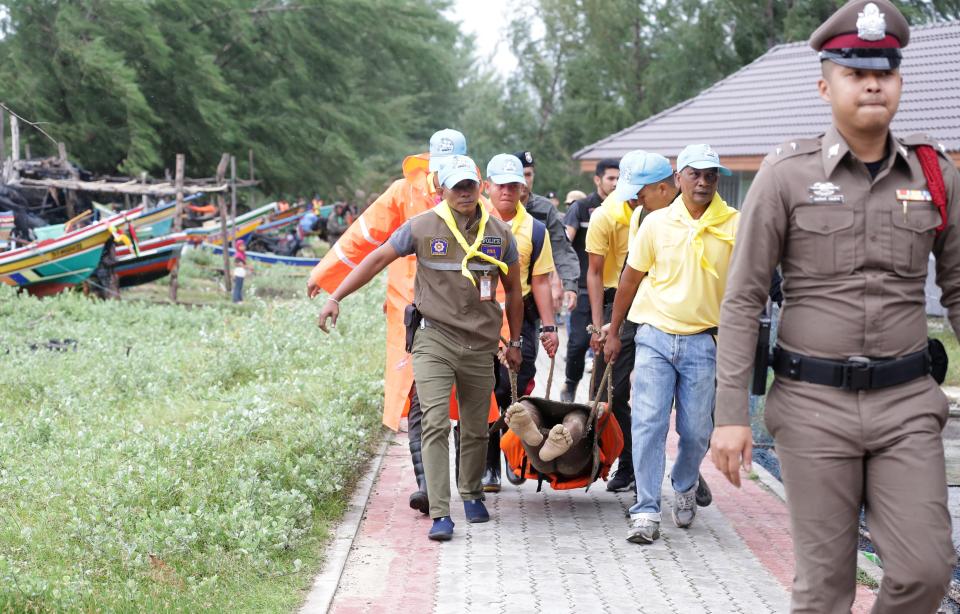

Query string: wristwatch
[539,325,557,334]
[507,338,523,348]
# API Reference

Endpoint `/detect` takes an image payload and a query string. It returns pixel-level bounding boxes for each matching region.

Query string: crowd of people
[309,1,960,612]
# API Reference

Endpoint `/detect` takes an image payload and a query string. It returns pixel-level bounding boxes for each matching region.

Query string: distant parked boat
[115,232,188,288]
[185,202,276,246]
[206,243,320,267]
[0,207,143,296]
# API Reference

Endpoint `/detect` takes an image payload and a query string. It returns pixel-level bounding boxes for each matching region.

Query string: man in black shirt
[561,158,620,403]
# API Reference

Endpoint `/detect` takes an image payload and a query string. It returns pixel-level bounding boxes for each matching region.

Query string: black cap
[513,151,535,168]
[809,0,909,71]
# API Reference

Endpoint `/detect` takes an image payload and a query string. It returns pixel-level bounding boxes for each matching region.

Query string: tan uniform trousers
[412,325,495,519]
[765,375,955,614]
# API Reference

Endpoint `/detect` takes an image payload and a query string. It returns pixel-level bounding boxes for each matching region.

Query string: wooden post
[24,142,30,159]
[10,115,20,162]
[59,142,77,219]
[230,155,238,244]
[168,154,185,303]
[216,153,232,293]
[0,107,5,166]
[248,148,255,210]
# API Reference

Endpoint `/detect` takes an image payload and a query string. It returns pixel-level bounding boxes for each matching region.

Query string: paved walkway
[312,340,879,613]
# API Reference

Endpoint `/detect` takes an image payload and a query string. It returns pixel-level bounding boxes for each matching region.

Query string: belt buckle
[843,356,872,391]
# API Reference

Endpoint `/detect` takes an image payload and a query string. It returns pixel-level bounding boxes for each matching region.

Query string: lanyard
[433,201,509,285]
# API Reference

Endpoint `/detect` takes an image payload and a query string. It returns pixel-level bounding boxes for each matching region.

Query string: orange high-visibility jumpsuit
[308,154,500,429]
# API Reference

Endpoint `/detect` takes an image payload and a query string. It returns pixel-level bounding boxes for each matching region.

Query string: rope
[544,355,555,401]
[509,368,519,405]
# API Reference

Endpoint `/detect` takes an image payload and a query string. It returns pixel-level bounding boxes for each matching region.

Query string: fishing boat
[115,232,189,287]
[206,243,320,267]
[185,202,276,246]
[0,207,143,296]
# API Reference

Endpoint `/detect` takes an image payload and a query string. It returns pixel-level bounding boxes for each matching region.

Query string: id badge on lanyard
[479,273,493,301]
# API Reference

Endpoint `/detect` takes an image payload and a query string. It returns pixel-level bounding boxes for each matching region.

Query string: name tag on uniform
[479,274,493,301]
[808,182,844,204]
[895,189,932,202]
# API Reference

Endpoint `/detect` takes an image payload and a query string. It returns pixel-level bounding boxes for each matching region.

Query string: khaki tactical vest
[409,205,513,351]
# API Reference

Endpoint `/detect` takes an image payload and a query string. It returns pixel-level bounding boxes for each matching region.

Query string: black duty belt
[772,347,930,391]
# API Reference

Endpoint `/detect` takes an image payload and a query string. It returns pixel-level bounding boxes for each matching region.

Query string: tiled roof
[574,21,960,161]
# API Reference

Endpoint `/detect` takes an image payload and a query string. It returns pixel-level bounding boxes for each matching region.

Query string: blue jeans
[629,324,716,520]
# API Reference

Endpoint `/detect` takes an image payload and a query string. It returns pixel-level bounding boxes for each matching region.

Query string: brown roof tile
[574,21,960,161]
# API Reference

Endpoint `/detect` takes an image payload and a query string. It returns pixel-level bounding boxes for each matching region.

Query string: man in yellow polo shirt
[604,144,739,544]
[483,153,560,491]
[585,150,674,492]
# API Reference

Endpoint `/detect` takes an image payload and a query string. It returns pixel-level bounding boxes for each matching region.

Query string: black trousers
[564,288,591,387]
[489,316,540,468]
[589,303,635,474]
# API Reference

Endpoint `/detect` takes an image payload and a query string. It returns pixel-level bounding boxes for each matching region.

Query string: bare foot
[505,402,543,446]
[539,424,573,462]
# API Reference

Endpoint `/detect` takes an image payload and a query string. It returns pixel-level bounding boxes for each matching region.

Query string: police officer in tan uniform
[711,1,960,611]
[318,155,524,541]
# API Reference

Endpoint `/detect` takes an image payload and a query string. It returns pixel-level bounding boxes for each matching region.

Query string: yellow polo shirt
[585,195,636,289]
[512,206,555,296]
[627,195,740,334]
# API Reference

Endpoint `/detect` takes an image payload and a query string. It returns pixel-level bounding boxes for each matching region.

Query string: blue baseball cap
[438,155,481,189]
[486,154,526,185]
[676,144,732,176]
[429,129,467,172]
[612,150,674,202]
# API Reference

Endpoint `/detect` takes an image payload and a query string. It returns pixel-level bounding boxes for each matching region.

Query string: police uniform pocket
[890,204,939,277]
[792,207,855,276]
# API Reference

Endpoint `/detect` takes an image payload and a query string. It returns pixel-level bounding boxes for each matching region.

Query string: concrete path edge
[299,430,394,614]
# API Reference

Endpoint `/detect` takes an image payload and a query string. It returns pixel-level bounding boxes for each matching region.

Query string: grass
[0,252,387,612]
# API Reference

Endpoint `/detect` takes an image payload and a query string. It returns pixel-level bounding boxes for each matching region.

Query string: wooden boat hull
[116,232,187,287]
[206,243,320,267]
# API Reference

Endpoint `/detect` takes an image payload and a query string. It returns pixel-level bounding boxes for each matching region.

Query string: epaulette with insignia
[764,137,820,165]
[899,133,950,161]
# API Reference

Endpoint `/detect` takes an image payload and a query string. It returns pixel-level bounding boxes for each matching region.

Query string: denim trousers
[629,324,716,519]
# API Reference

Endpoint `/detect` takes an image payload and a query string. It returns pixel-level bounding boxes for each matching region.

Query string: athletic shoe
[695,474,712,507]
[606,468,635,492]
[428,516,455,541]
[672,488,697,528]
[627,517,660,544]
[463,499,490,523]
[481,467,501,493]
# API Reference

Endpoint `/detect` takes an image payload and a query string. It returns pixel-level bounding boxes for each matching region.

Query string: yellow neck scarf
[434,201,510,285]
[508,202,528,236]
[601,196,633,226]
[674,193,737,279]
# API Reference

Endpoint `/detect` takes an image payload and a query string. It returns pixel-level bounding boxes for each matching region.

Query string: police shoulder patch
[480,244,502,260]
[482,236,503,246]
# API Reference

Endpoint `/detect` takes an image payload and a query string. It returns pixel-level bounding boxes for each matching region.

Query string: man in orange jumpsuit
[308,129,474,514]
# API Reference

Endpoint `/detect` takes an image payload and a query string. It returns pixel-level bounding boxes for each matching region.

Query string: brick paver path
[323,332,878,613]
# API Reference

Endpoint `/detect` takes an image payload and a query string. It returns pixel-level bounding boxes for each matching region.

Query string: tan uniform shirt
[716,125,960,426]
[389,205,518,352]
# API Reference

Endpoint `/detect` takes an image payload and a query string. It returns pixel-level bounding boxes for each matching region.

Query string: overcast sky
[447,0,518,76]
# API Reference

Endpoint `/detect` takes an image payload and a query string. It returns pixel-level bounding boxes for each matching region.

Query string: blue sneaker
[428,516,454,541]
[463,499,490,523]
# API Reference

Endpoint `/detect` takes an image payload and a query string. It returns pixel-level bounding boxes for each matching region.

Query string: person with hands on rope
[482,153,559,492]
[318,155,523,542]
[606,146,739,545]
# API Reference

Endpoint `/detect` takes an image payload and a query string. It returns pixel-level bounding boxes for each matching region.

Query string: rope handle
[544,355,555,401]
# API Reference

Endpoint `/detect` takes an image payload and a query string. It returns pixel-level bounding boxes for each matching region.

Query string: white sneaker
[627,517,660,544]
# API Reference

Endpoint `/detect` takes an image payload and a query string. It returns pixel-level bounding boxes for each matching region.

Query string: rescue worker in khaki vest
[482,154,560,491]
[711,1,960,611]
[318,155,524,541]
[308,129,498,517]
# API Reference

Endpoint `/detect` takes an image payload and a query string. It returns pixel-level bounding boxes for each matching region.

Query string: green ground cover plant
[0,265,386,612]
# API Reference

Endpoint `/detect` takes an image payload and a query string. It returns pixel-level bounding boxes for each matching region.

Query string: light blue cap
[486,154,526,185]
[612,150,674,202]
[676,144,732,176]
[438,155,481,189]
[429,129,468,172]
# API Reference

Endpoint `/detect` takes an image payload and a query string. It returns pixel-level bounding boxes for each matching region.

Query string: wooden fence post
[59,142,77,219]
[216,153,232,293]
[10,115,19,162]
[168,154,185,303]
[230,155,237,244]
